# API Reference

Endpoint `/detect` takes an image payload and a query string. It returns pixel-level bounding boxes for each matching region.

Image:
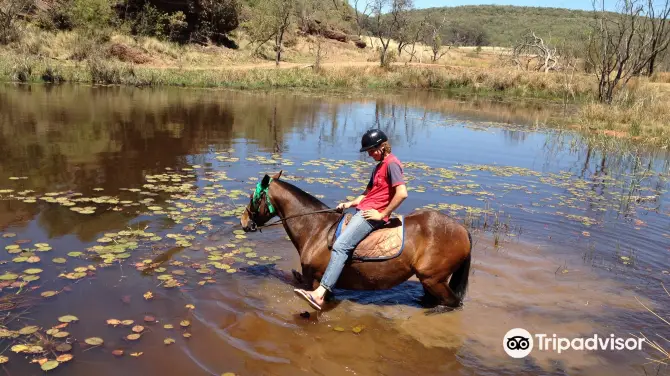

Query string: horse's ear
[261,174,271,188]
[272,170,283,180]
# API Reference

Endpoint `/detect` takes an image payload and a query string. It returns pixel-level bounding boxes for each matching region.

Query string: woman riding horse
[240,133,472,312]
[294,129,408,311]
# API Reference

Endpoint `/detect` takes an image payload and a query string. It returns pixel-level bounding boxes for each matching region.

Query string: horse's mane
[275,179,329,210]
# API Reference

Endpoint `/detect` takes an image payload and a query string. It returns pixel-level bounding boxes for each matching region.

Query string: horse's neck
[270,181,337,255]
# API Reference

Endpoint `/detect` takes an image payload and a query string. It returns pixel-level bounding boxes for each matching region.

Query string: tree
[352,0,371,37]
[369,0,413,67]
[0,0,33,44]
[246,0,295,66]
[512,31,559,73]
[643,0,670,75]
[424,12,448,62]
[588,0,670,103]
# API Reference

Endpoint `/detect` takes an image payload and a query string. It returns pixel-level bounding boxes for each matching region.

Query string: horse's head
[241,170,283,232]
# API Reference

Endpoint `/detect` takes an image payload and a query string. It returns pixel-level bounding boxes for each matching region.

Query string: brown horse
[240,171,473,310]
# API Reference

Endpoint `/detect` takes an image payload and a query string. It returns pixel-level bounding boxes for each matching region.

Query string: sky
[412,0,606,11]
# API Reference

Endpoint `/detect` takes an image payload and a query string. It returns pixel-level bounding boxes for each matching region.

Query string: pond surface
[0,84,668,376]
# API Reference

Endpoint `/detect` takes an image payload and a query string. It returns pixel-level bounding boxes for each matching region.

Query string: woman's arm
[380,184,408,218]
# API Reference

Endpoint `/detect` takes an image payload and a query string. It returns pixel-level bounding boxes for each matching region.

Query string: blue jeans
[320,211,384,292]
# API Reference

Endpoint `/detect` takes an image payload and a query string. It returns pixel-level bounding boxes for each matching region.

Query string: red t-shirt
[357,153,405,221]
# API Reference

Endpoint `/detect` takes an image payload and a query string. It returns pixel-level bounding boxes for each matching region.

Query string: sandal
[293,289,322,311]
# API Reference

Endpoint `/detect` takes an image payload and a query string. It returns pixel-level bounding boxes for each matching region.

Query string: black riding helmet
[359,129,388,152]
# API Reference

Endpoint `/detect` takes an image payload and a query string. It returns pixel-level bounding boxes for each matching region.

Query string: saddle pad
[334,213,405,261]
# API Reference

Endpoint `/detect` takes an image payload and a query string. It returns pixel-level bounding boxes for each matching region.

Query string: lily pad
[84,337,104,346]
[23,268,43,274]
[126,333,141,341]
[52,331,69,338]
[164,338,175,345]
[58,315,79,323]
[18,325,39,335]
[52,258,67,264]
[41,291,58,297]
[180,320,190,327]
[0,273,19,281]
[0,355,7,364]
[55,343,72,352]
[41,360,59,371]
[56,354,73,362]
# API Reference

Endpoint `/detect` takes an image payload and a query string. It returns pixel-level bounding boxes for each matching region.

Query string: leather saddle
[326,213,405,261]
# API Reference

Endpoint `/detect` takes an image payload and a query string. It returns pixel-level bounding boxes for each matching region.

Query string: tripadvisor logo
[503,328,645,358]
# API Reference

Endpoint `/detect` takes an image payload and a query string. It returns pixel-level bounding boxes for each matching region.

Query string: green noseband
[252,178,275,214]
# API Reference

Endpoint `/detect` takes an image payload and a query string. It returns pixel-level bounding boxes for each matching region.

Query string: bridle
[245,180,340,232]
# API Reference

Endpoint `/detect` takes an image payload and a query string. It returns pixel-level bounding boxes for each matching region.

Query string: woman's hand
[336,201,351,212]
[361,209,383,221]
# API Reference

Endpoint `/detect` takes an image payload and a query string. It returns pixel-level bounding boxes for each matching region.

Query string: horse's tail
[448,230,472,302]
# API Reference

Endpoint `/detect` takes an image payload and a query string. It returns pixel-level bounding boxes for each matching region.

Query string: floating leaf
[55,343,72,352]
[143,291,154,300]
[352,326,364,334]
[0,273,18,281]
[164,338,175,345]
[333,327,345,332]
[185,304,195,310]
[67,252,83,257]
[11,345,29,353]
[0,355,7,364]
[56,354,73,362]
[164,324,173,329]
[182,332,192,338]
[53,331,69,338]
[41,360,59,371]
[180,320,190,327]
[132,325,144,333]
[52,258,66,264]
[19,325,39,335]
[126,334,141,341]
[106,319,121,326]
[5,245,19,251]
[58,315,79,323]
[85,337,104,346]
[121,320,134,326]
[143,316,155,323]
[112,349,124,357]
[41,291,58,297]
[130,352,143,356]
[23,268,42,275]
[22,275,40,282]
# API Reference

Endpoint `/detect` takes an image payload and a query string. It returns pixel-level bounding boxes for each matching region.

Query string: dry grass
[634,284,670,366]
[650,72,670,83]
[576,83,670,147]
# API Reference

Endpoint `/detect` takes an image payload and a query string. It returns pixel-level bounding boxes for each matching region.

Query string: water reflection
[1,83,669,376]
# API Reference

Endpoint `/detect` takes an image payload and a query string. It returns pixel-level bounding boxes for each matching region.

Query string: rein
[249,207,342,231]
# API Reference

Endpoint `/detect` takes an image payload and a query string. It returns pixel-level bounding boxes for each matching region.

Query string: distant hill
[407,5,597,47]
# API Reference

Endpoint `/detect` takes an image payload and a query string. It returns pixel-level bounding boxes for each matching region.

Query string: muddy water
[0,84,668,376]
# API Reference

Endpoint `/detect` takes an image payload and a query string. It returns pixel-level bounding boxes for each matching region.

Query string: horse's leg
[291,269,304,284]
[419,287,439,307]
[419,277,461,311]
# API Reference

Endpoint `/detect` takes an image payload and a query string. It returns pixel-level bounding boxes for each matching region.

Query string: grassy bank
[0,53,594,100]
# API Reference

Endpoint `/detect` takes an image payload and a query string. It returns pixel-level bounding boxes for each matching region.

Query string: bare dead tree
[0,0,33,44]
[588,0,670,103]
[512,31,559,73]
